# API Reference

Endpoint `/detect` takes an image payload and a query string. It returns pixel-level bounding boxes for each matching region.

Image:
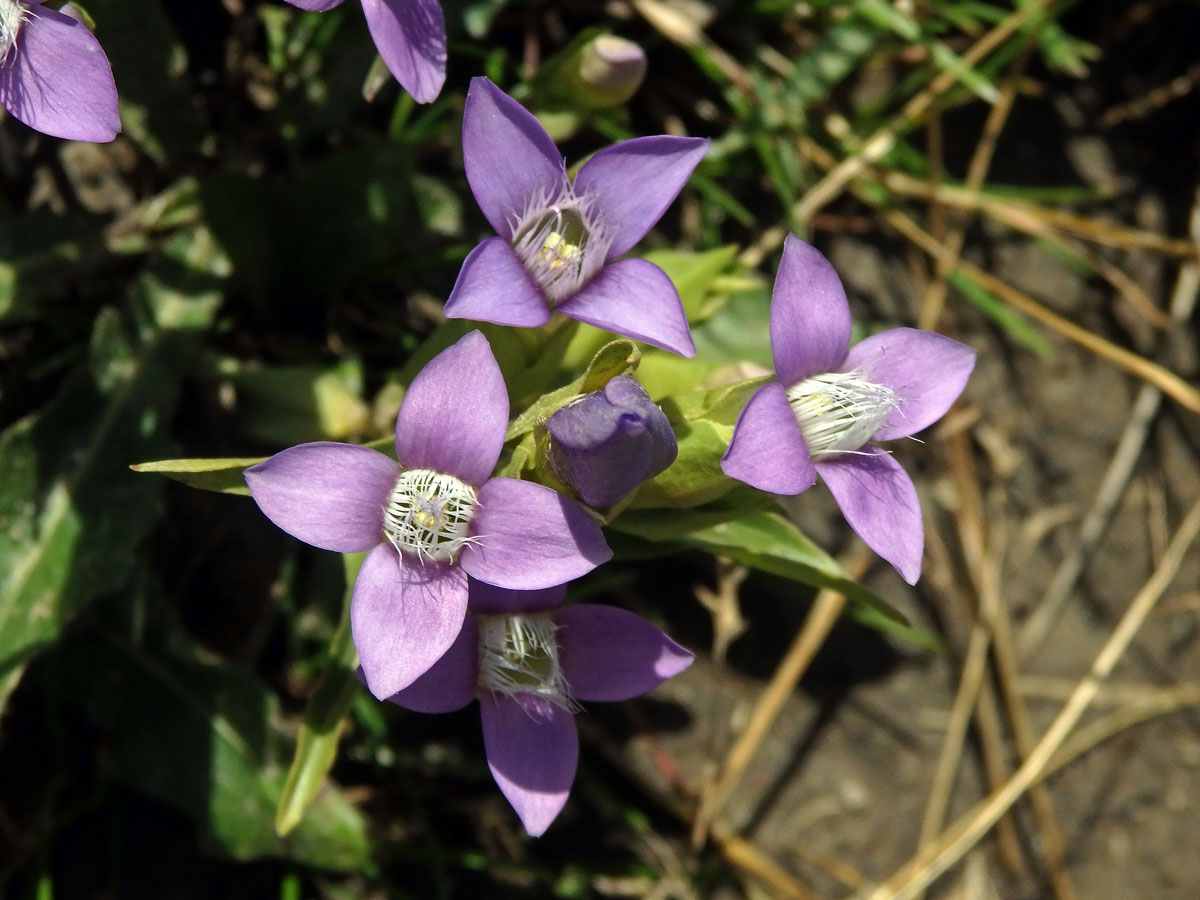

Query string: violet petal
[384,614,479,713]
[351,543,469,698]
[555,605,693,702]
[245,442,397,552]
[460,478,612,589]
[480,692,578,837]
[462,77,567,241]
[444,237,552,327]
[0,4,119,143]
[360,0,446,104]
[282,0,345,10]
[770,234,851,385]
[816,448,923,584]
[468,580,568,614]
[394,330,507,485]
[843,328,976,440]
[720,382,817,495]
[557,258,695,357]
[573,136,709,257]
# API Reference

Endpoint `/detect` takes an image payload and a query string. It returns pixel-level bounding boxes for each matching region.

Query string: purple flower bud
[570,35,647,107]
[547,375,676,508]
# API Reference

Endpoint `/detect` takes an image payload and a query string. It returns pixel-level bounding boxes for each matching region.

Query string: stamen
[382,468,478,563]
[0,1,29,64]
[509,186,611,304]
[477,613,576,711]
[785,371,901,459]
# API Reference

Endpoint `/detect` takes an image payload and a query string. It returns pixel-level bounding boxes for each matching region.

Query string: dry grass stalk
[946,434,1076,900]
[918,42,1031,331]
[1018,184,1200,657]
[853,495,1200,900]
[789,0,1056,226]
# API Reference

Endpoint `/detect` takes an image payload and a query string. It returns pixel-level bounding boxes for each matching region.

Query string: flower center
[785,371,901,459]
[510,188,610,304]
[381,468,478,563]
[477,613,575,710]
[0,1,28,63]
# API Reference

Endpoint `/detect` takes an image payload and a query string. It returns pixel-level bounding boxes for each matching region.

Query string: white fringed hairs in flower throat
[0,0,29,63]
[477,613,576,711]
[509,187,612,304]
[785,371,901,459]
[382,468,479,563]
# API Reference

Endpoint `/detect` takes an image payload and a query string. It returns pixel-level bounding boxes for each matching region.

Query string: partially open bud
[546,376,676,508]
[564,34,647,108]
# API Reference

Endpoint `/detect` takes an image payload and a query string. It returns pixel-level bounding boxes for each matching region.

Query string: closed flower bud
[547,376,677,508]
[568,34,647,108]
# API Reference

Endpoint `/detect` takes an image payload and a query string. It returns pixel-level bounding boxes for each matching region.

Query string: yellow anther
[535,231,582,271]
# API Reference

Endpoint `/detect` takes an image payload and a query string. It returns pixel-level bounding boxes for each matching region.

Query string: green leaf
[641,245,742,322]
[0,280,216,713]
[133,436,395,496]
[51,629,369,869]
[275,554,364,837]
[129,457,263,495]
[948,270,1053,357]
[614,508,941,650]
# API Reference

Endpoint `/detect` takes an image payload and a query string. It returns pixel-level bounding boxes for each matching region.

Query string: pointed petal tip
[816,450,924,586]
[394,329,509,485]
[481,693,578,837]
[557,258,695,357]
[463,77,567,240]
[770,234,852,384]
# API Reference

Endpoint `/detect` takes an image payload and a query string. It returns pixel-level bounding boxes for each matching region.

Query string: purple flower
[283,0,445,104]
[384,579,693,836]
[546,375,676,508]
[0,1,119,142]
[720,235,976,584]
[246,331,612,699]
[444,77,708,358]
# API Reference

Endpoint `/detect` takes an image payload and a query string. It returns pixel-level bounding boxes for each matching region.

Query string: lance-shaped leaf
[0,279,217,714]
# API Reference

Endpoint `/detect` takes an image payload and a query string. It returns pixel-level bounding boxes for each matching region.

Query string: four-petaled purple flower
[444,77,708,358]
[0,0,119,142]
[547,375,677,508]
[246,331,612,699]
[721,235,976,584]
[282,0,445,103]
[384,579,693,836]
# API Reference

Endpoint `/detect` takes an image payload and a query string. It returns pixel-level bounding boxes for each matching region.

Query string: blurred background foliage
[2,1,1199,898]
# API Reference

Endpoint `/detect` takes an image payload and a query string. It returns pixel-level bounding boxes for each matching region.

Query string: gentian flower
[0,0,119,142]
[546,375,676,508]
[720,235,975,584]
[384,579,693,836]
[246,331,612,699]
[282,0,445,104]
[444,77,708,358]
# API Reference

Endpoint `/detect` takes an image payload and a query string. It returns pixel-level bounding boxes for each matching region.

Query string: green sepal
[505,338,640,441]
